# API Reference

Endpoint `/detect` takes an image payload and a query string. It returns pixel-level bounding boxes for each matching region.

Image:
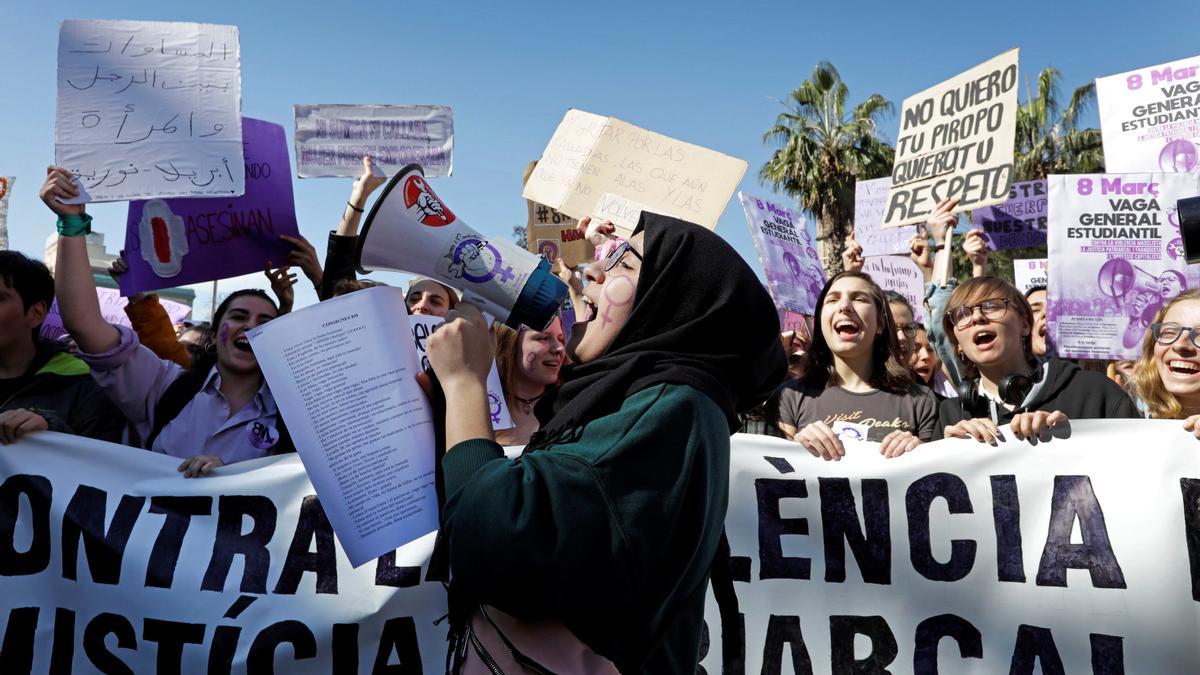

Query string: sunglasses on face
[948,298,1010,330]
[602,240,643,272]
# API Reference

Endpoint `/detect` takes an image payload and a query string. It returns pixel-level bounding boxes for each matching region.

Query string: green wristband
[57,213,92,237]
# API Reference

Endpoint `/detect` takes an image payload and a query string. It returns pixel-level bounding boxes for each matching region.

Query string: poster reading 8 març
[738,192,825,316]
[1096,54,1200,173]
[1048,173,1200,360]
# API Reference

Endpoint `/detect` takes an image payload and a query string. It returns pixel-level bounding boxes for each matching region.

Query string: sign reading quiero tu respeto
[883,49,1018,227]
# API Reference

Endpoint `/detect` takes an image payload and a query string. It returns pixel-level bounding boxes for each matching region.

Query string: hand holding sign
[39,166,85,217]
[842,233,865,273]
[963,229,990,276]
[426,302,495,390]
[280,234,323,289]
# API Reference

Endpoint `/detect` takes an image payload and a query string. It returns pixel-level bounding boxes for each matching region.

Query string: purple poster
[854,177,915,256]
[40,288,192,341]
[1047,172,1200,360]
[970,179,1047,250]
[738,192,826,316]
[120,117,299,295]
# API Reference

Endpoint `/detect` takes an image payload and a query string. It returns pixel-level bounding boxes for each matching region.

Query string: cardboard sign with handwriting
[55,19,244,202]
[120,118,297,294]
[523,109,747,236]
[883,49,1018,227]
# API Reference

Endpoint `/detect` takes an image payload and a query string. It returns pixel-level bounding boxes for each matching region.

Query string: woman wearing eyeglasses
[935,276,1138,443]
[1127,290,1200,436]
[425,215,786,673]
[771,271,938,460]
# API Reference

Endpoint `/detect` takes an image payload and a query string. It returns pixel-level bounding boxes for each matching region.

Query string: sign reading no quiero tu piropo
[883,49,1018,228]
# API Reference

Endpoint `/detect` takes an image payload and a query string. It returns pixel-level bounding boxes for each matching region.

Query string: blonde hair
[1129,289,1200,419]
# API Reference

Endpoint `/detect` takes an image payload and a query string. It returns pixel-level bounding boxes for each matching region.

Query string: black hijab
[532,212,787,444]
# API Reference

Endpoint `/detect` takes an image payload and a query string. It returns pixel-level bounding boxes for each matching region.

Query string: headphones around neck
[957,369,1039,418]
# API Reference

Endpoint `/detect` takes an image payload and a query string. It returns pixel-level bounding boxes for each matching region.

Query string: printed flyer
[1096,54,1200,173]
[738,192,825,315]
[1047,172,1200,359]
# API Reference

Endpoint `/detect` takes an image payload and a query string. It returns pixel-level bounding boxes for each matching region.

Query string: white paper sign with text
[247,287,438,567]
[294,104,454,178]
[1014,258,1048,295]
[863,255,926,323]
[55,19,244,202]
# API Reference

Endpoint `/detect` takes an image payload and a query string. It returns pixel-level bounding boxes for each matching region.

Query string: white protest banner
[8,421,1200,672]
[0,176,11,249]
[0,432,448,672]
[523,109,748,235]
[701,420,1200,672]
[1013,258,1048,295]
[1096,54,1200,173]
[1047,172,1200,359]
[854,176,914,256]
[409,314,513,432]
[738,192,825,315]
[883,49,1018,227]
[970,179,1048,250]
[39,288,192,342]
[294,105,454,178]
[247,287,437,567]
[55,20,244,203]
[862,255,926,323]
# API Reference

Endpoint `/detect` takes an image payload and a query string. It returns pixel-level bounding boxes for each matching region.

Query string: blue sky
[3,0,1198,316]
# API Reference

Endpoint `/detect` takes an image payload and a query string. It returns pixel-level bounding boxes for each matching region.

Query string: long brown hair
[494,318,563,409]
[1129,289,1200,419]
[942,276,1035,381]
[804,271,913,393]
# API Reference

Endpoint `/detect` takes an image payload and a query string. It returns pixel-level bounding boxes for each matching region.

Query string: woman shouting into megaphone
[424,215,786,673]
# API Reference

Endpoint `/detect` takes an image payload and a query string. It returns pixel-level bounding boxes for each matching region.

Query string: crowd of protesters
[7,156,1200,672]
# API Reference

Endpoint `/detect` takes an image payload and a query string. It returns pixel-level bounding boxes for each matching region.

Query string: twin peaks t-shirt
[772,382,939,441]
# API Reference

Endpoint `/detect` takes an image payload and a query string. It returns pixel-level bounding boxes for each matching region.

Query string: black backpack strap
[146,367,295,456]
[146,369,209,449]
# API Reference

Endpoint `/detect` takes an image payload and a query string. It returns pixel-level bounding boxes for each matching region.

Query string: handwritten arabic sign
[294,105,454,178]
[854,176,915,256]
[55,19,244,203]
[120,118,297,294]
[0,177,11,250]
[40,288,192,341]
[883,49,1018,227]
[523,109,747,235]
[1096,53,1200,173]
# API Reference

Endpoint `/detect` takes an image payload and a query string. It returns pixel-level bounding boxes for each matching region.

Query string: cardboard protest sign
[1096,54,1200,173]
[854,176,914,255]
[862,255,926,323]
[883,49,1019,227]
[1013,258,1047,295]
[970,179,1047,250]
[1047,172,1200,359]
[523,158,592,268]
[294,104,454,178]
[119,117,298,294]
[738,192,825,315]
[523,109,747,236]
[55,19,244,203]
[0,176,11,249]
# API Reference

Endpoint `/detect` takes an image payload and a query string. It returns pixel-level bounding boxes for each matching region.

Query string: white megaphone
[357,164,568,330]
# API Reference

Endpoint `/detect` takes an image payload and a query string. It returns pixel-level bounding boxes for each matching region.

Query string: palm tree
[1014,67,1104,180]
[761,62,895,274]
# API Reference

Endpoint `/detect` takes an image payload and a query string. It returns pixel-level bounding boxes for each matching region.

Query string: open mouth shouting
[971,329,998,351]
[232,335,253,353]
[833,317,862,341]
[579,297,598,323]
[1167,359,1200,378]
